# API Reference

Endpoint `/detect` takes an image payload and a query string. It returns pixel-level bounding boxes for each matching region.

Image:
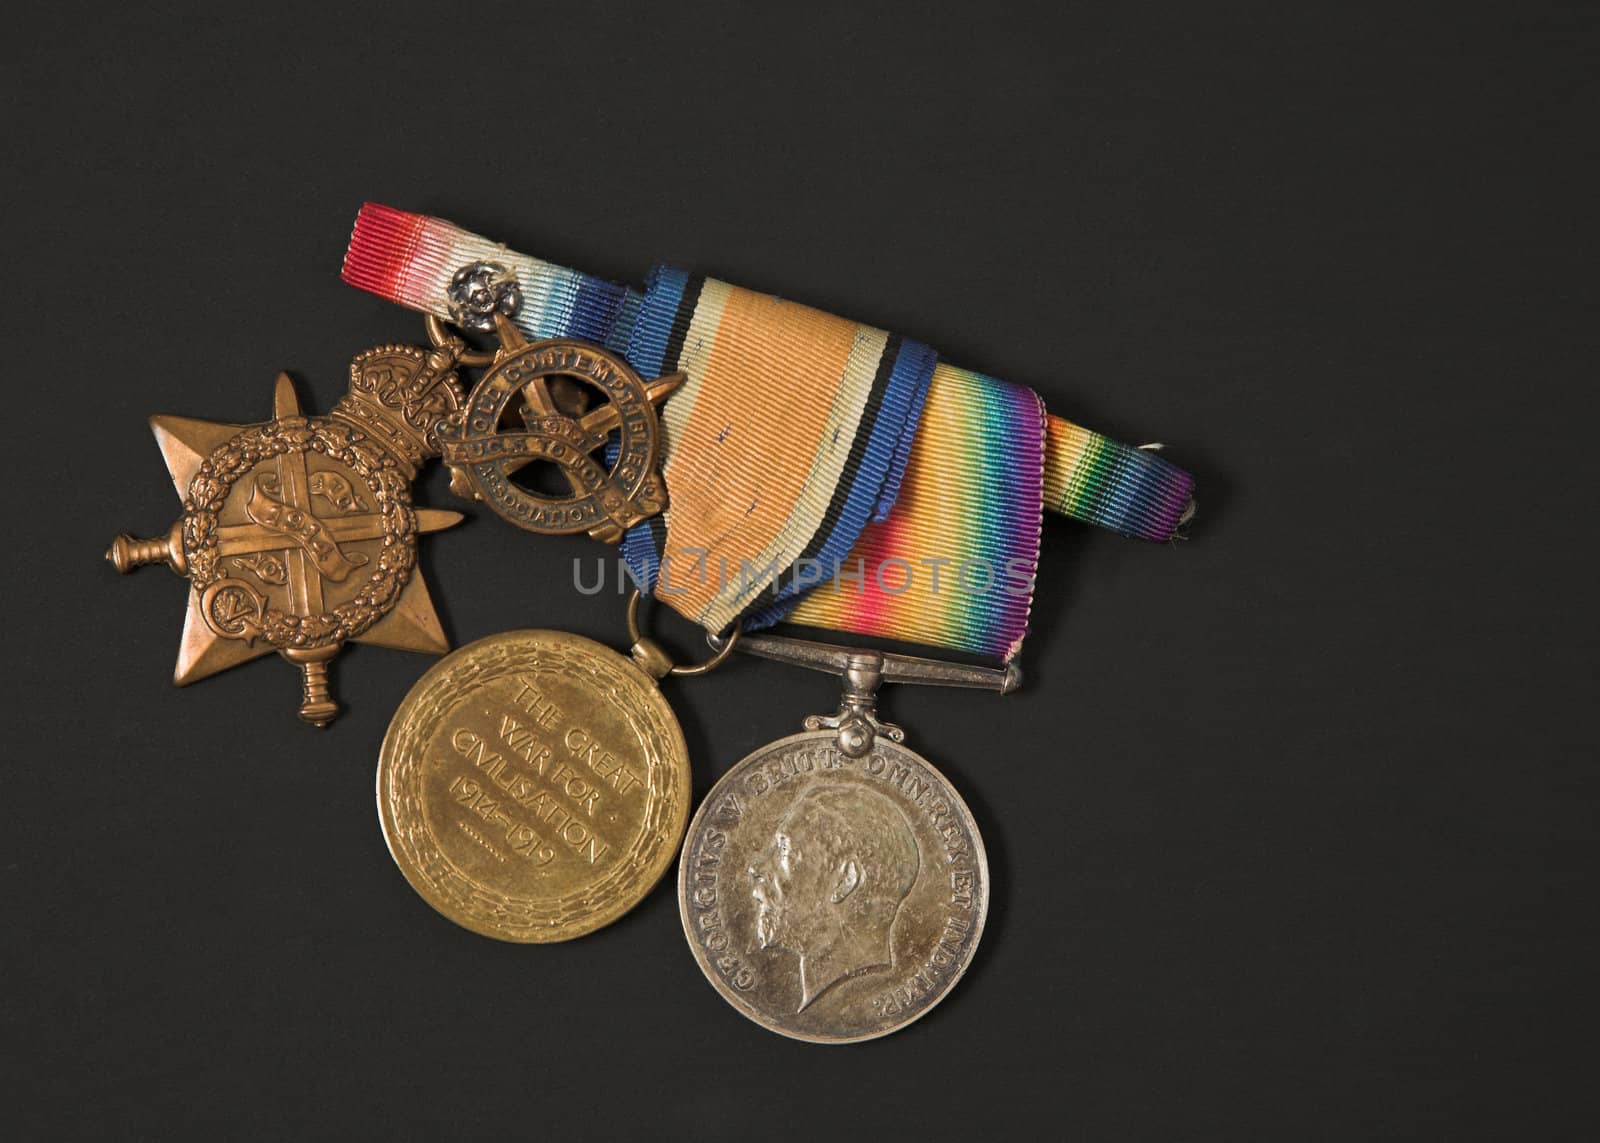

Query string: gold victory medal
[377,629,692,942]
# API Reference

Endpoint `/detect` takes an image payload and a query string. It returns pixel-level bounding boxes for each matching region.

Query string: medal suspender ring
[624,589,741,678]
[424,312,498,367]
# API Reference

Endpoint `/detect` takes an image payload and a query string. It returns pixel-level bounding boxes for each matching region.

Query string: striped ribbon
[777,365,1045,659]
[341,204,635,349]
[616,267,937,637]
[342,204,1194,660]
[1044,417,1194,542]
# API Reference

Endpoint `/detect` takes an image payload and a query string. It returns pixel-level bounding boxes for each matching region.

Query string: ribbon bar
[342,204,1194,660]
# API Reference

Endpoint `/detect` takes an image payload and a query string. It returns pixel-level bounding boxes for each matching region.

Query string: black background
[4,3,1594,1139]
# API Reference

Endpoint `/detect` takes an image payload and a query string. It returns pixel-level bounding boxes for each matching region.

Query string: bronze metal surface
[436,316,682,543]
[377,629,692,942]
[107,344,465,726]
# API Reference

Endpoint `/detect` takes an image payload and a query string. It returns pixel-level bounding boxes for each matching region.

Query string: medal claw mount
[108,347,467,727]
[713,631,1022,757]
[433,313,683,544]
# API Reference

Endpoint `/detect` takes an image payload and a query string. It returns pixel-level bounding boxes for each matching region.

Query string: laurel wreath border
[378,635,690,941]
[182,416,415,648]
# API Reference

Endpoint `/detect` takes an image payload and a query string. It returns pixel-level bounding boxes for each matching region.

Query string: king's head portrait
[747,783,922,1011]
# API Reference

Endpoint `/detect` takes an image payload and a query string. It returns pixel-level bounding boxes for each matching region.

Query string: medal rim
[676,728,990,1044]
[377,627,691,943]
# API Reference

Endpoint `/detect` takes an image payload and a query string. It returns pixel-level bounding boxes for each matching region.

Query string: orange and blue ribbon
[342,204,1194,661]
[619,266,936,636]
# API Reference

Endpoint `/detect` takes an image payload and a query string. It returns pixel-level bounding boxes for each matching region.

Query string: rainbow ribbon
[342,204,1194,660]
[778,365,1044,659]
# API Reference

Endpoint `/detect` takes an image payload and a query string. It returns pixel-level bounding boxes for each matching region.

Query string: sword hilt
[283,645,341,728]
[106,521,186,575]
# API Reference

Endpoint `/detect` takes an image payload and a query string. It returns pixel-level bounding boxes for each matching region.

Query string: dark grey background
[4,2,1594,1139]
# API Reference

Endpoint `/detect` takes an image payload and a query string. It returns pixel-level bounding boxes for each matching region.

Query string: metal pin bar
[711,630,1021,694]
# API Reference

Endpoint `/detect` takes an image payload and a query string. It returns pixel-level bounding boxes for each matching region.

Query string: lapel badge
[431,262,684,545]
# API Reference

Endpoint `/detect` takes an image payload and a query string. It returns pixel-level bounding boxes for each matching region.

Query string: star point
[150,415,248,499]
[272,372,302,419]
[353,570,450,655]
[173,588,274,686]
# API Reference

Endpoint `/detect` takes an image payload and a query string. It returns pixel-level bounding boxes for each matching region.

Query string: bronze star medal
[108,342,468,726]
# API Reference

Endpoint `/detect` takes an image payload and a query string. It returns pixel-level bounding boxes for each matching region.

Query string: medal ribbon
[776,365,1045,658]
[616,266,937,636]
[343,204,1194,659]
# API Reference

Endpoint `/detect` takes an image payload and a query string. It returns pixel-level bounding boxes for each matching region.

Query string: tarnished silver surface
[679,730,989,1043]
[710,629,1019,757]
[446,261,522,331]
[715,630,1023,693]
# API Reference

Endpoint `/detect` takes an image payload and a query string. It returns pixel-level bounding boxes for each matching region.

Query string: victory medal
[373,267,705,942]
[108,341,468,725]
[376,623,715,944]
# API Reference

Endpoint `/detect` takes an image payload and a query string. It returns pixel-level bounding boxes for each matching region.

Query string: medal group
[109,204,1195,1043]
